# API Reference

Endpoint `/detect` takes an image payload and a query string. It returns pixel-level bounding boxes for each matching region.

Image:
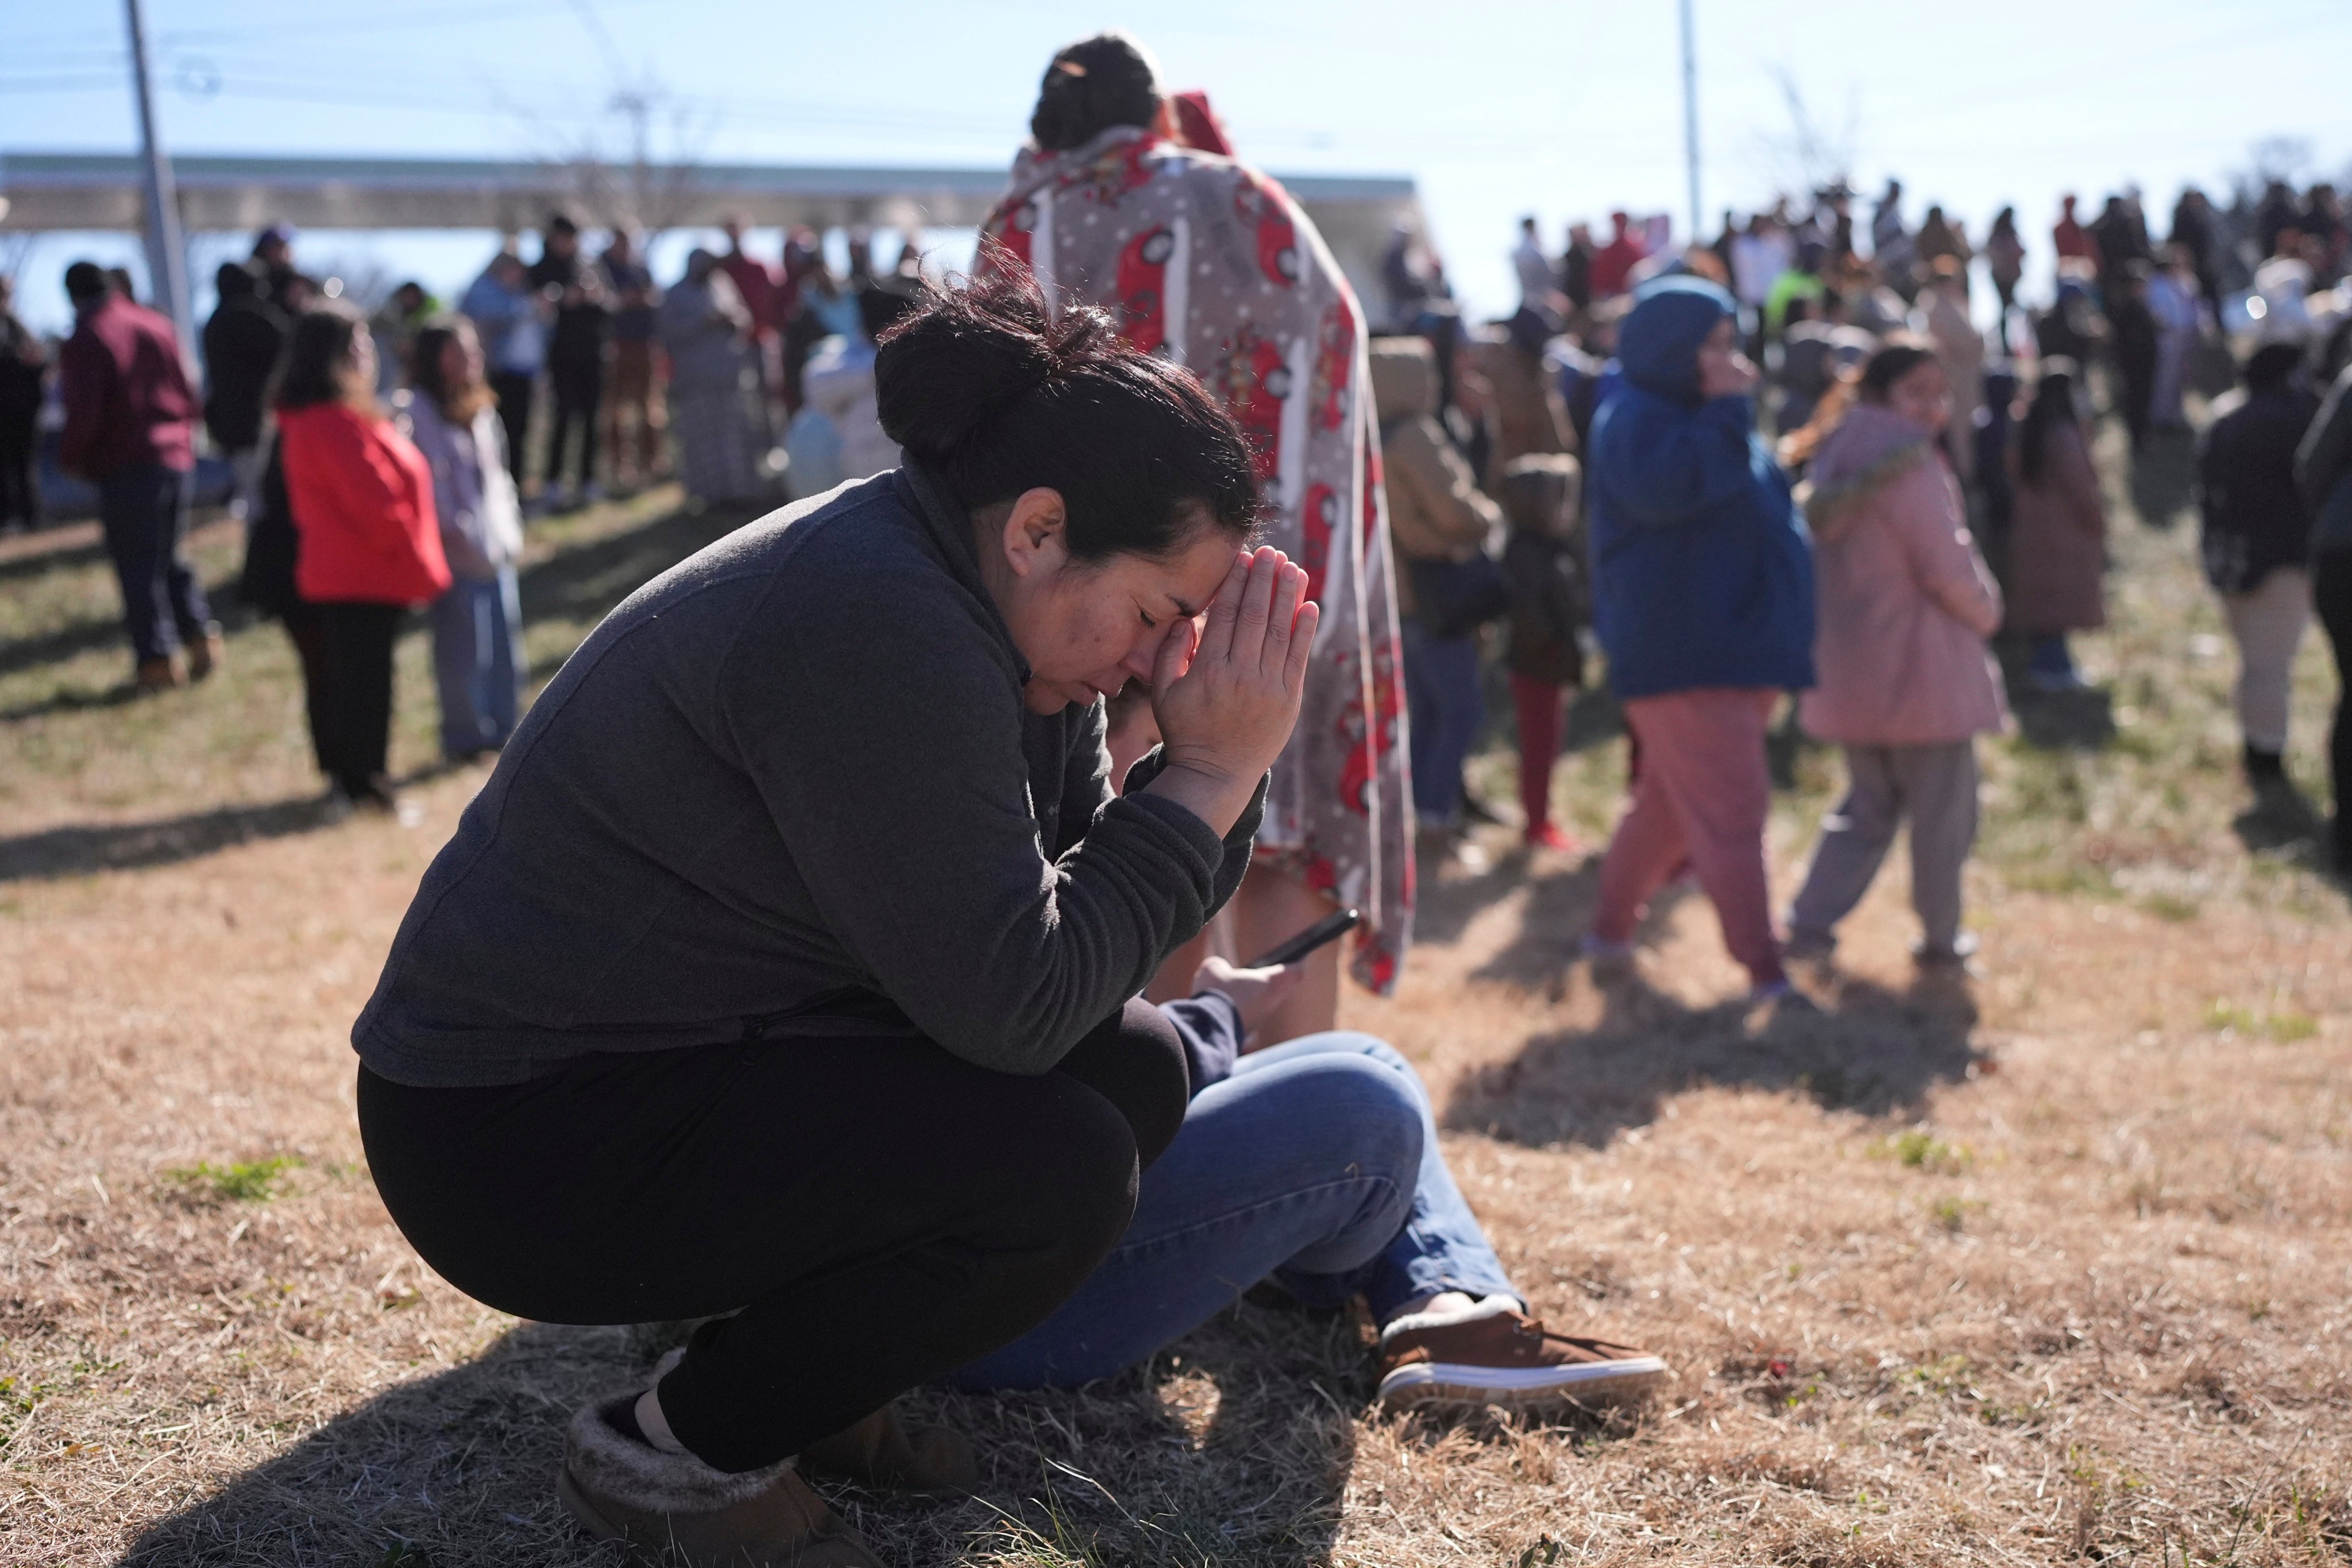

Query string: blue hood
[1618,275,1735,403]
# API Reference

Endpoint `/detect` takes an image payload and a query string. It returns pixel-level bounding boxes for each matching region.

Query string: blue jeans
[431,568,524,758]
[2028,634,2076,681]
[98,465,207,665]
[946,1033,1518,1390]
[1401,616,1483,822]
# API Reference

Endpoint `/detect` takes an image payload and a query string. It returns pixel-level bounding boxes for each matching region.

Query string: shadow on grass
[0,520,108,582]
[119,1306,1364,1567]
[2010,683,2117,751]
[2233,788,2329,860]
[0,793,352,883]
[1446,968,1984,1150]
[2127,427,2199,531]
[1413,837,1697,977]
[114,1322,635,1567]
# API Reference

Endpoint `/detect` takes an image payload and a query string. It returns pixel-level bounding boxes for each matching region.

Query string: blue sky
[5,0,2348,334]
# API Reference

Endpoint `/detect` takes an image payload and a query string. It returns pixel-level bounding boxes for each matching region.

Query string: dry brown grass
[5,434,2351,1566]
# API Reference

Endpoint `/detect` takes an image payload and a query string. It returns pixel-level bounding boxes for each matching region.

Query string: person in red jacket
[56,261,222,691]
[275,303,451,812]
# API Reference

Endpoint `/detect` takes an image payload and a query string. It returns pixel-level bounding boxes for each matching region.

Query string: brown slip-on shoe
[134,656,182,693]
[184,627,226,682]
[1376,1295,1667,1412]
[559,1398,882,1567]
[797,1404,978,1497]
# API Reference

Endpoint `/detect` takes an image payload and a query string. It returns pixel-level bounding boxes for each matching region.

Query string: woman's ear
[999,488,1069,581]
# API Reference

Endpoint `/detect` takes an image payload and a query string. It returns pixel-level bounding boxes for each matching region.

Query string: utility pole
[1679,0,1702,244]
[123,0,194,353]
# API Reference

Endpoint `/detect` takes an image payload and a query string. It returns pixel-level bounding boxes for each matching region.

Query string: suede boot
[798,1404,979,1496]
[558,1396,881,1567]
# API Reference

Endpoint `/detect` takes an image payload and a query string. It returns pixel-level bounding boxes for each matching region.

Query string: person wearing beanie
[1581,275,1816,998]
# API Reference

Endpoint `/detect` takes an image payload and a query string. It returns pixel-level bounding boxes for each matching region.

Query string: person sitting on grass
[354,271,1319,1568]
[937,689,1668,1412]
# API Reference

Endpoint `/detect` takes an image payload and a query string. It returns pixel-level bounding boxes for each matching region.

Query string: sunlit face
[1696,316,1758,400]
[439,326,485,393]
[1883,360,1952,434]
[346,328,379,394]
[981,489,1246,716]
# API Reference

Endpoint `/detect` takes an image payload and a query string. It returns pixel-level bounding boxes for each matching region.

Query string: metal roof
[0,149,1414,234]
[1,149,1420,306]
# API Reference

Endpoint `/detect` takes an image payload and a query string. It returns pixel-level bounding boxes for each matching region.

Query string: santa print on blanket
[981,125,1416,991]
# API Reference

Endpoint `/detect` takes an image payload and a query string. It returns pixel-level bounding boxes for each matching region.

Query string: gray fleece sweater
[353,462,1262,1087]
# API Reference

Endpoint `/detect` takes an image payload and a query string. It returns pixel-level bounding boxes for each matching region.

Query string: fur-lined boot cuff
[565,1395,791,1515]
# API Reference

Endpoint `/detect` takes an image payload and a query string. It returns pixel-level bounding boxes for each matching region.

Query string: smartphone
[1245,907,1362,969]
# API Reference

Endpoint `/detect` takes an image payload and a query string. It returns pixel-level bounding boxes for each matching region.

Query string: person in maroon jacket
[716,216,780,441]
[57,261,222,690]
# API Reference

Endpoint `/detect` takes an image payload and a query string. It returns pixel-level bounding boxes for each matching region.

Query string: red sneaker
[1523,821,1581,853]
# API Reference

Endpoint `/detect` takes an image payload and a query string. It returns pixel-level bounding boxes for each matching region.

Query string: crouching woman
[352,272,1314,1566]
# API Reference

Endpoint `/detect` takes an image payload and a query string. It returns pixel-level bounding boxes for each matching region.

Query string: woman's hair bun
[875,264,1106,461]
[871,258,1262,564]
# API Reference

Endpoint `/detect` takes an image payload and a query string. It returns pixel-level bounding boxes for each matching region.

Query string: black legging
[309,601,404,797]
[2316,550,2352,870]
[545,362,604,489]
[359,997,1188,1473]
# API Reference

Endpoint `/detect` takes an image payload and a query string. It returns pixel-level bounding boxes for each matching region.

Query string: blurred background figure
[1496,453,1585,853]
[274,303,450,813]
[0,275,47,534]
[200,260,288,523]
[2199,342,2321,814]
[459,250,544,486]
[57,260,219,692]
[791,275,919,498]
[716,215,781,445]
[2300,356,2352,874]
[404,316,526,763]
[527,212,611,511]
[600,230,666,492]
[2005,361,2110,694]
[1370,334,1504,842]
[657,248,764,509]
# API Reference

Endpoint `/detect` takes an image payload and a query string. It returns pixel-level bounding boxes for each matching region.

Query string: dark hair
[2018,358,2080,482]
[875,261,1260,561]
[1855,335,1940,403]
[64,260,111,304]
[2244,341,2304,394]
[1030,32,1162,152]
[274,303,372,412]
[858,278,917,344]
[408,315,493,422]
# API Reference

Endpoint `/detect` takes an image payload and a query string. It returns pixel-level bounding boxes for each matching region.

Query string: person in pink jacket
[1784,339,2007,968]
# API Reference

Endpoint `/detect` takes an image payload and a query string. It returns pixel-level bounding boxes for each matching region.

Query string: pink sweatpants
[1591,686,1784,986]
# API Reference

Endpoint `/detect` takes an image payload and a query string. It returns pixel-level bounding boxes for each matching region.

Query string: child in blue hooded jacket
[1583,276,1816,996]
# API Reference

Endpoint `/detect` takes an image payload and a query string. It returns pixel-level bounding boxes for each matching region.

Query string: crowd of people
[19,202,955,811]
[11,28,2352,1564]
[1366,165,2352,989]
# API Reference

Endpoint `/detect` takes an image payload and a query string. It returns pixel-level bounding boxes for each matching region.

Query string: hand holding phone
[1245,907,1361,970]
